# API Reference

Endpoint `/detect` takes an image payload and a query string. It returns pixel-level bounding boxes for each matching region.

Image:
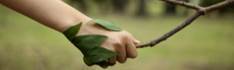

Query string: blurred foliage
[163,0,190,16]
[65,0,234,16]
[136,0,149,16]
[67,0,88,13]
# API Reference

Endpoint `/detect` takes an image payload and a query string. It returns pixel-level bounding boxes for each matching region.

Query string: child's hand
[64,19,140,68]
[79,21,140,63]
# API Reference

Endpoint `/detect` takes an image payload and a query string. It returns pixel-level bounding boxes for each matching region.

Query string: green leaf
[72,35,117,67]
[63,23,82,40]
[62,20,121,68]
[94,19,121,31]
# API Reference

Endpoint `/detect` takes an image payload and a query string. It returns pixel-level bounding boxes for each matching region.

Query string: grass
[0,6,234,70]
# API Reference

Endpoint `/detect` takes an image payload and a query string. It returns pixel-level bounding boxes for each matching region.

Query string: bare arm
[0,0,140,67]
[0,0,91,32]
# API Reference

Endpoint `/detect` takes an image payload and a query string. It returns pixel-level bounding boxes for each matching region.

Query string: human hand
[63,19,140,68]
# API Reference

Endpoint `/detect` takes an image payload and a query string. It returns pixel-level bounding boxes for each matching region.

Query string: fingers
[130,36,140,47]
[101,41,117,65]
[122,31,140,45]
[133,39,140,45]
[114,31,139,62]
[100,31,140,65]
[126,41,137,58]
[114,43,127,63]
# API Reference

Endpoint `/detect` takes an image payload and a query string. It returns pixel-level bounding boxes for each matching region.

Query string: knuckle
[112,41,122,47]
[116,52,127,63]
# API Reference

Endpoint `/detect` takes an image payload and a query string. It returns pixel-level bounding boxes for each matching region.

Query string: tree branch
[138,12,202,48]
[205,0,234,13]
[161,0,203,11]
[137,0,234,48]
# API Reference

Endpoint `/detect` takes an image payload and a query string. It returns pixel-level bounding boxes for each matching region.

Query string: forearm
[0,0,92,32]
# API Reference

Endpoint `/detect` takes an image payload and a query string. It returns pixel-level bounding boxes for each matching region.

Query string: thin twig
[161,0,203,11]
[205,0,234,13]
[138,12,202,48]
[137,0,234,48]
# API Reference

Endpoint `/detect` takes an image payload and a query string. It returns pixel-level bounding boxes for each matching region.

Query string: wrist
[59,16,92,32]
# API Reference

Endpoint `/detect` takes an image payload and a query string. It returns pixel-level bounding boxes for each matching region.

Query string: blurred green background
[0,0,234,70]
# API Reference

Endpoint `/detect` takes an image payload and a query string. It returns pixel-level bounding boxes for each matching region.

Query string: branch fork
[137,0,234,48]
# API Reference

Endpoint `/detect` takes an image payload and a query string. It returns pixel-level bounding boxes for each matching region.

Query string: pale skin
[0,0,140,65]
